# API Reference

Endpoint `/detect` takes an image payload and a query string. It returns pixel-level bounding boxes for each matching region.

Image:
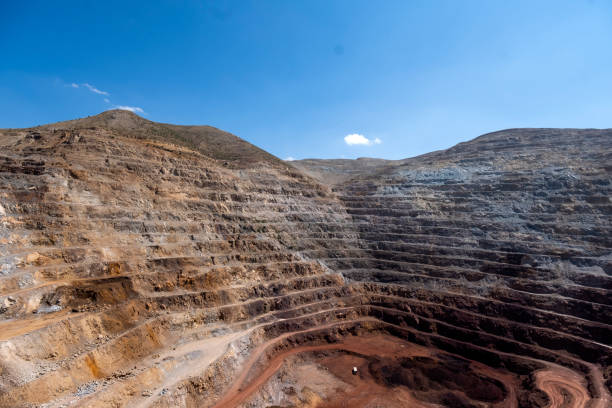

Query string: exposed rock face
[297,128,612,407]
[0,112,610,407]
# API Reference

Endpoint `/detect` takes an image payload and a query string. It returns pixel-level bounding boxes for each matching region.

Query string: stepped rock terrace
[0,111,610,407]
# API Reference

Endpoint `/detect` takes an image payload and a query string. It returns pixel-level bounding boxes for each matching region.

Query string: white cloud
[284,156,296,161]
[68,81,144,114]
[114,105,145,114]
[82,83,109,96]
[344,133,382,146]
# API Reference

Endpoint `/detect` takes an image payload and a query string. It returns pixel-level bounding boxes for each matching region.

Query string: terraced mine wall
[303,128,612,407]
[0,112,610,407]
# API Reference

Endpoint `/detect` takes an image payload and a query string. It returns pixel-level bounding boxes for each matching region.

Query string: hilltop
[29,109,285,168]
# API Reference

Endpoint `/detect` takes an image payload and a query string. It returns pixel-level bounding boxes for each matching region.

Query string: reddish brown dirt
[534,369,592,408]
[315,351,437,408]
[212,320,377,408]
[213,334,517,408]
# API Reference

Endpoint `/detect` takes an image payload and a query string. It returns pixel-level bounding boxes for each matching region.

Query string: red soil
[212,334,515,408]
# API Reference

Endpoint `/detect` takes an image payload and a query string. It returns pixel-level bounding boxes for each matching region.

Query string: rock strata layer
[0,112,610,408]
[295,129,612,408]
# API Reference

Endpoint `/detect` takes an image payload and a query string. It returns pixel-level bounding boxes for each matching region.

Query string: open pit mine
[0,110,610,408]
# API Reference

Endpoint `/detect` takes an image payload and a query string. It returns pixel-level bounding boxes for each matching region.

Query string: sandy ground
[0,309,73,340]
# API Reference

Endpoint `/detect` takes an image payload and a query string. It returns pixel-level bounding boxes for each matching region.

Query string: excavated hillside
[0,112,610,408]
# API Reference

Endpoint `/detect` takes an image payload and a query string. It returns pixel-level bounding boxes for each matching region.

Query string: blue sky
[1,1,611,160]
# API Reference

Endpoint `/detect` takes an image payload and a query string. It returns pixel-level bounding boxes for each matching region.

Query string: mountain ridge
[9,109,285,169]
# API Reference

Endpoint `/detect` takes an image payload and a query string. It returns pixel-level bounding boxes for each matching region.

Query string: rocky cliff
[0,112,610,407]
[297,128,612,407]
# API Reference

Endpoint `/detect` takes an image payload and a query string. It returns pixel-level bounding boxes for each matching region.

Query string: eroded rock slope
[296,128,612,407]
[0,113,610,407]
[0,111,367,407]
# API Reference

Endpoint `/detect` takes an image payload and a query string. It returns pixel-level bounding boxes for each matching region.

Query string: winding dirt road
[535,369,590,408]
[212,332,512,408]
[211,318,377,408]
